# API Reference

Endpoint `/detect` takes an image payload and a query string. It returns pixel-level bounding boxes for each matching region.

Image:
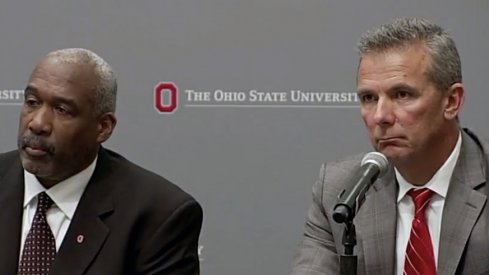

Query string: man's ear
[443,83,465,120]
[97,113,117,143]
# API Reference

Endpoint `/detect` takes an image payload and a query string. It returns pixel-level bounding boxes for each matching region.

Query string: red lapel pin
[76,235,85,244]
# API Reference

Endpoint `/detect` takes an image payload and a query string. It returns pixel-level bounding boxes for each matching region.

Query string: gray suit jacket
[292,129,489,275]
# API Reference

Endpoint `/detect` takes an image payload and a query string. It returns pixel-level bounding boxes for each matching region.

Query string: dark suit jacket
[0,147,203,275]
[292,129,489,275]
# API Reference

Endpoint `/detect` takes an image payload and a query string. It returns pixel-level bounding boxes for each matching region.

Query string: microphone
[333,152,388,224]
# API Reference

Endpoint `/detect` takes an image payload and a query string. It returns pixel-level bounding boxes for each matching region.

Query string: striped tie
[18,192,56,275]
[404,188,436,275]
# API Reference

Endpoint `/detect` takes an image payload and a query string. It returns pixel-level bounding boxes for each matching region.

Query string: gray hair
[46,48,117,116]
[357,18,462,92]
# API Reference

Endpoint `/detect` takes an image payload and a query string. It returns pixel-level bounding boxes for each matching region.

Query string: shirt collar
[396,131,462,203]
[23,155,98,219]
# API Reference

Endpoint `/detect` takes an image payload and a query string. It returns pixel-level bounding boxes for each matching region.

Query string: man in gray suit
[292,18,489,275]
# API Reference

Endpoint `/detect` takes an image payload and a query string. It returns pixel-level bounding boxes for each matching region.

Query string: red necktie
[18,192,57,275]
[404,188,436,275]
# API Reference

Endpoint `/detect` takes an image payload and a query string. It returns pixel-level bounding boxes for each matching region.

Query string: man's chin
[377,146,407,162]
[20,158,51,176]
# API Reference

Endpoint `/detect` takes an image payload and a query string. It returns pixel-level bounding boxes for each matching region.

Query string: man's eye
[55,106,69,114]
[396,91,410,99]
[361,94,376,103]
[24,98,39,107]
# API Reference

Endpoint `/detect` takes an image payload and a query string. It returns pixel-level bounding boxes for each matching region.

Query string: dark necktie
[18,192,56,275]
[404,188,436,275]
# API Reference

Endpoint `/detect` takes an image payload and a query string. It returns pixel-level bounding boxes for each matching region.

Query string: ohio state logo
[154,82,178,113]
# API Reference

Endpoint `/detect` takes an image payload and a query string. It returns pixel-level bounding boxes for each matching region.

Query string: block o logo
[154,82,178,113]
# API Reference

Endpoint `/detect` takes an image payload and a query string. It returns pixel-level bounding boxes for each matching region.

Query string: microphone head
[361,152,389,177]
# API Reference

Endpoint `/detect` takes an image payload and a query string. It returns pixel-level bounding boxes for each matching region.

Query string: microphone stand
[334,189,361,275]
[333,152,388,274]
[340,220,357,275]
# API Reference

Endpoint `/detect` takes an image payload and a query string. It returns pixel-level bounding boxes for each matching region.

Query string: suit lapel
[50,149,115,275]
[355,166,397,275]
[437,132,487,274]
[50,203,112,275]
[0,154,24,274]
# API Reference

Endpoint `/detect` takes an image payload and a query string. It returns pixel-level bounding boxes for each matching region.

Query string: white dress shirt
[395,132,462,275]
[20,156,97,255]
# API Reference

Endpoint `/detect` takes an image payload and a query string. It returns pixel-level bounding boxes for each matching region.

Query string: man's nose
[373,98,395,126]
[28,106,53,136]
